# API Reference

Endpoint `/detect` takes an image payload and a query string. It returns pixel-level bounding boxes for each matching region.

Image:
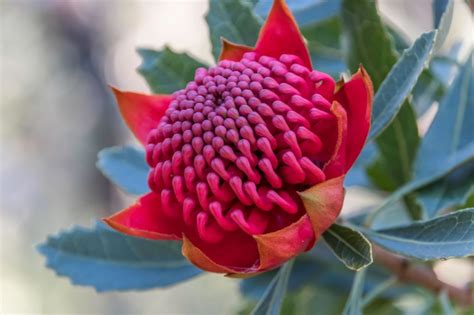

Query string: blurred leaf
[364,298,403,315]
[433,0,454,52]
[368,31,437,141]
[369,199,414,230]
[323,223,373,270]
[433,0,450,28]
[365,157,397,191]
[341,0,420,218]
[305,17,346,79]
[438,291,455,315]
[417,162,474,218]
[37,222,201,291]
[206,0,262,60]
[310,54,346,79]
[250,260,294,315]
[367,141,474,225]
[414,54,473,217]
[386,25,446,117]
[296,286,347,315]
[366,105,419,189]
[303,16,342,53]
[254,0,341,27]
[342,269,366,315]
[240,242,408,302]
[387,26,409,53]
[362,207,474,260]
[240,255,354,301]
[458,306,474,315]
[240,285,347,315]
[463,191,474,208]
[361,276,398,309]
[412,70,446,117]
[344,143,376,187]
[431,42,463,85]
[341,0,397,89]
[137,46,207,94]
[96,146,149,195]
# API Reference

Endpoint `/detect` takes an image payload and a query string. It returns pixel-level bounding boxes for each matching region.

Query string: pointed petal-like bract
[255,0,312,69]
[111,87,172,145]
[182,215,314,275]
[253,214,314,271]
[298,176,345,240]
[103,192,183,240]
[182,231,259,274]
[218,38,254,62]
[182,235,237,273]
[335,66,373,172]
[323,101,348,179]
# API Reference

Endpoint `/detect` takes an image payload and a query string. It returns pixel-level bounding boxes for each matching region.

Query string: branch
[373,245,474,307]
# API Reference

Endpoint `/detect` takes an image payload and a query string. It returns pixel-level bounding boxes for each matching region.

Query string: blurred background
[0,0,472,314]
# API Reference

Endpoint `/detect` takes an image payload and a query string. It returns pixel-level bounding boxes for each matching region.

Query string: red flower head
[104,0,373,275]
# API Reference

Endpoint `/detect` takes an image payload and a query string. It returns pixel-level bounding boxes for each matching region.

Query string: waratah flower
[104,0,373,275]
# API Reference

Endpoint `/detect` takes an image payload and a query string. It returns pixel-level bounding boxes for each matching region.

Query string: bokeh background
[1,0,472,314]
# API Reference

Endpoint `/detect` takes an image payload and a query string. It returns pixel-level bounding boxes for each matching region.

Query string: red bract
[104,0,373,275]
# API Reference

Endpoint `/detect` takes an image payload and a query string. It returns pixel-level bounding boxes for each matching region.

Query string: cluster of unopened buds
[106,0,373,275]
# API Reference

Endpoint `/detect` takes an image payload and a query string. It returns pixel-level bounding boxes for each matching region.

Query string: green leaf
[342,269,367,315]
[137,46,207,94]
[368,31,438,141]
[251,260,294,315]
[96,146,149,195]
[206,0,262,61]
[37,222,201,291]
[362,208,474,260]
[323,223,373,271]
[341,0,420,217]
